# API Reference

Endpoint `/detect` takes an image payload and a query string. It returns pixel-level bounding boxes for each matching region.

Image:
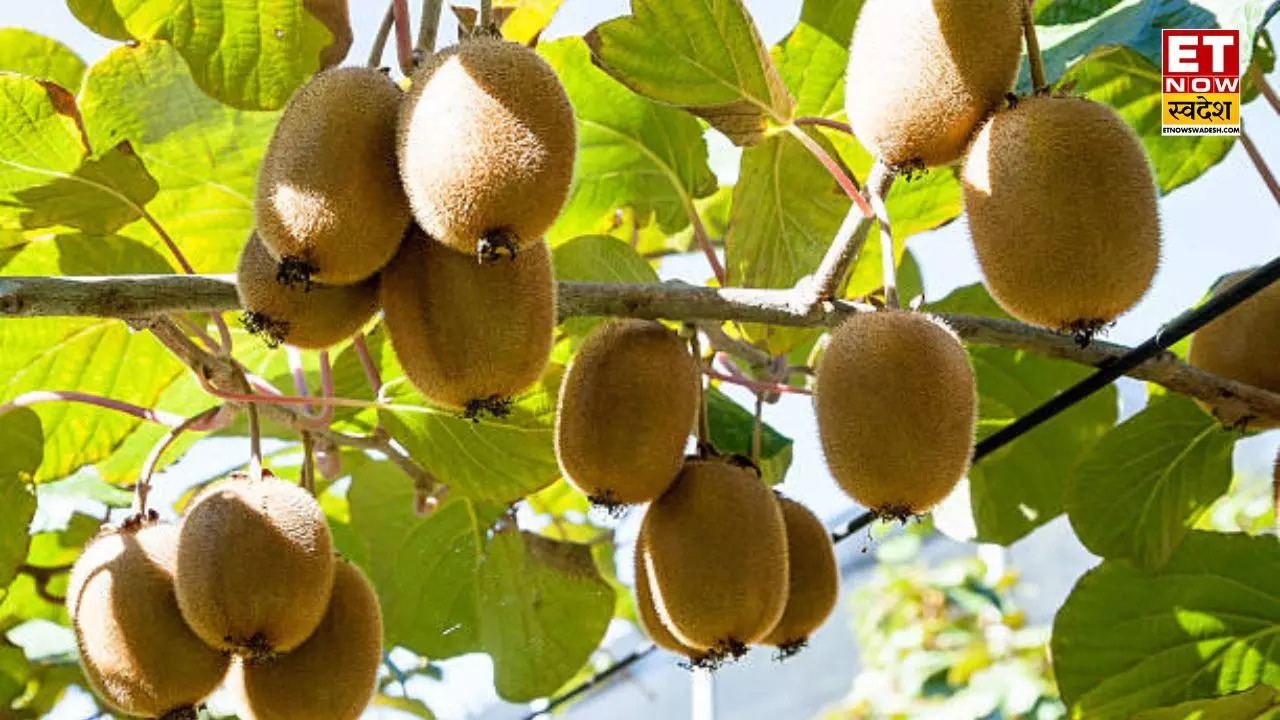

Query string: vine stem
[793,116,853,135]
[287,346,314,415]
[246,396,263,482]
[805,160,895,302]
[353,333,383,395]
[869,162,898,308]
[1239,129,1280,206]
[1023,1,1047,91]
[687,326,710,447]
[369,3,396,68]
[418,0,444,57]
[136,406,227,516]
[1249,65,1280,115]
[0,391,188,428]
[392,0,416,76]
[751,392,764,463]
[705,366,812,397]
[784,124,874,217]
[479,0,493,28]
[689,208,727,286]
[300,431,316,496]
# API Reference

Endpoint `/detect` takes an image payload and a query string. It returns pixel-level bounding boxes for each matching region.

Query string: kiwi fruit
[398,37,576,262]
[632,535,702,661]
[236,233,379,349]
[815,311,977,518]
[175,474,335,660]
[844,0,1023,170]
[639,457,789,663]
[962,96,1160,334]
[761,497,839,656]
[556,320,700,507]
[68,521,229,719]
[255,66,409,286]
[379,226,555,417]
[241,560,382,720]
[1188,270,1280,428]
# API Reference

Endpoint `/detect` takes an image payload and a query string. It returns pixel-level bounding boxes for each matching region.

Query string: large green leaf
[1066,394,1235,570]
[930,284,1117,545]
[585,0,793,145]
[1134,685,1280,719]
[67,0,133,41]
[1060,45,1235,193]
[79,41,278,272]
[0,29,87,91]
[705,388,794,485]
[1052,531,1280,718]
[11,142,159,234]
[0,409,41,589]
[83,0,348,110]
[540,39,716,244]
[772,0,861,119]
[478,529,615,702]
[0,75,85,197]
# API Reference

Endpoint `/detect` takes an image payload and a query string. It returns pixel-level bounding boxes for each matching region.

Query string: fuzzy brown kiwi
[815,311,977,518]
[639,457,789,662]
[555,320,700,508]
[1188,270,1280,428]
[175,474,335,660]
[379,226,555,417]
[632,534,702,662]
[397,37,575,263]
[761,497,838,657]
[236,233,379,349]
[241,560,382,720]
[844,0,1023,170]
[68,521,229,719]
[255,66,409,287]
[962,96,1160,334]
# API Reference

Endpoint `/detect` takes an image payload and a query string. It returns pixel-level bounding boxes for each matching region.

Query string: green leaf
[1060,46,1235,193]
[705,388,794,485]
[1134,684,1280,719]
[540,38,716,244]
[478,530,614,702]
[80,41,278,272]
[67,0,134,41]
[930,284,1116,545]
[498,0,566,45]
[0,572,68,631]
[97,0,344,110]
[552,234,660,339]
[0,29,87,91]
[0,75,85,196]
[1052,532,1280,718]
[1066,394,1235,570]
[0,642,28,706]
[348,465,495,659]
[585,0,793,145]
[0,409,40,589]
[772,0,862,118]
[11,142,159,234]
[373,694,437,719]
[379,381,560,506]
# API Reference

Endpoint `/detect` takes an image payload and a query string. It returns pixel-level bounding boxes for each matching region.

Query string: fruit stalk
[1248,65,1280,115]
[300,431,316,495]
[368,4,395,68]
[805,159,895,301]
[1022,2,1047,91]
[689,204,727,286]
[1239,129,1280,206]
[393,0,416,75]
[687,326,710,447]
[868,161,898,308]
[136,405,228,515]
[479,0,493,29]
[784,123,873,217]
[418,0,444,56]
[353,333,383,394]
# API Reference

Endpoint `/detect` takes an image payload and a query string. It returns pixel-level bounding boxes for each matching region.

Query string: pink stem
[786,125,874,218]
[178,316,220,353]
[0,391,227,429]
[212,314,234,356]
[689,209,728,286]
[312,351,336,426]
[246,373,284,396]
[704,368,813,396]
[287,347,314,414]
[393,0,415,75]
[194,373,384,412]
[353,334,383,395]
[793,116,854,136]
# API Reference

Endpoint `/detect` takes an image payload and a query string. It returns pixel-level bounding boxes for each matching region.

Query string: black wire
[525,256,1280,719]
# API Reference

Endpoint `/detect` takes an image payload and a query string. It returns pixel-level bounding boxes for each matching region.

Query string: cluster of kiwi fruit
[555,321,839,665]
[240,32,575,417]
[845,0,1161,341]
[68,472,382,719]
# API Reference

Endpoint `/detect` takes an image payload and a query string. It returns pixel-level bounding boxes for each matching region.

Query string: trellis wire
[525,255,1280,720]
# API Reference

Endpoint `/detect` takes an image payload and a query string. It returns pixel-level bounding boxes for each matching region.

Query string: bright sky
[4,1,1278,719]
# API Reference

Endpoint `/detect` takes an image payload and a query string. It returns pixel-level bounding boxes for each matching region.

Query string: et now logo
[1161,29,1242,136]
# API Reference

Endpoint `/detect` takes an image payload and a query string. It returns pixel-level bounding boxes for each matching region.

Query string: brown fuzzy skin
[962,96,1161,331]
[1189,270,1280,428]
[241,560,383,720]
[380,226,555,411]
[255,66,409,285]
[236,234,379,349]
[632,535,701,659]
[761,497,839,648]
[175,476,335,658]
[397,37,575,259]
[68,523,229,718]
[555,320,699,506]
[815,311,977,516]
[639,458,789,654]
[845,0,1023,168]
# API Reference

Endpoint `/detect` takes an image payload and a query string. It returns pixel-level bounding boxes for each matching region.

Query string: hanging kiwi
[761,496,839,657]
[632,534,702,662]
[175,474,335,660]
[255,66,409,287]
[397,37,576,262]
[962,96,1160,335]
[241,560,383,720]
[844,0,1024,170]
[556,320,700,508]
[638,457,789,665]
[380,225,555,418]
[815,311,977,519]
[1188,269,1280,428]
[236,233,379,349]
[68,521,230,719]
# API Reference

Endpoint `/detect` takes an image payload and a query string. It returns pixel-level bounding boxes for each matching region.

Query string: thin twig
[1023,1,1047,91]
[301,431,316,496]
[417,0,444,58]
[869,164,898,308]
[369,3,396,68]
[805,160,894,302]
[353,333,383,395]
[697,321,772,370]
[1248,65,1280,116]
[246,399,262,482]
[784,124,873,217]
[689,206,727,286]
[479,0,493,28]
[287,346,314,415]
[393,0,416,75]
[705,366,812,397]
[751,392,764,463]
[687,327,710,447]
[793,116,853,135]
[0,391,188,427]
[1239,130,1280,206]
[136,406,226,515]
